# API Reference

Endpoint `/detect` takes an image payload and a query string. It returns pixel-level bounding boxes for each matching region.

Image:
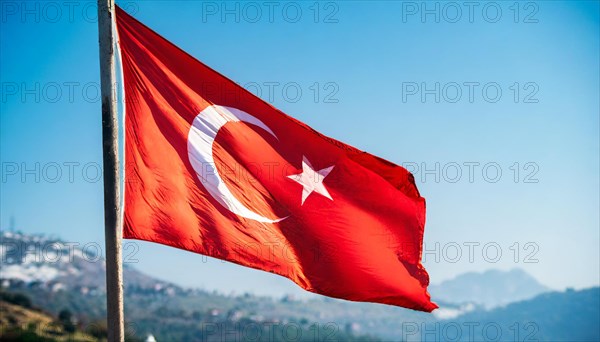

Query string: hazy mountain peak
[429,268,550,309]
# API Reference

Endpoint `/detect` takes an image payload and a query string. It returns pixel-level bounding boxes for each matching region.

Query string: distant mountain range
[429,268,550,309]
[1,231,598,341]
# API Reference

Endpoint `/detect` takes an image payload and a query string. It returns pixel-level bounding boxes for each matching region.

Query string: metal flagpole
[97,0,124,341]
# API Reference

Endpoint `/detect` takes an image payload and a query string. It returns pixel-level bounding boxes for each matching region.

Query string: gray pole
[97,0,124,341]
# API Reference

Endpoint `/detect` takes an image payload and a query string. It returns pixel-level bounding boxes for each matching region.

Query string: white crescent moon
[187,105,286,223]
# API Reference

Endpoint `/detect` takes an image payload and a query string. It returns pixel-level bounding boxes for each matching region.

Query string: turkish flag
[116,6,436,312]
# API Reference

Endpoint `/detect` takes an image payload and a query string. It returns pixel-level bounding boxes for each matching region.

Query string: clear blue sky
[1,1,598,298]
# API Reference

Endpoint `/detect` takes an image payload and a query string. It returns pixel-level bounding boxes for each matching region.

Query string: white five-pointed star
[287,156,335,205]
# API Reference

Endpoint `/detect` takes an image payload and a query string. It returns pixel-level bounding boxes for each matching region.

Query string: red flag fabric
[116,6,436,312]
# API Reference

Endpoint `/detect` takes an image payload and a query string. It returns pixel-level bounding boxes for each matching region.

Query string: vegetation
[0,296,97,341]
[0,289,379,341]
